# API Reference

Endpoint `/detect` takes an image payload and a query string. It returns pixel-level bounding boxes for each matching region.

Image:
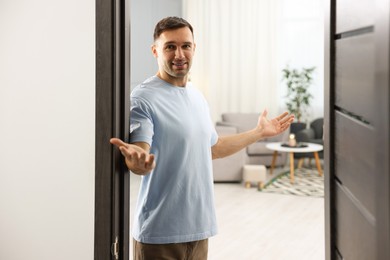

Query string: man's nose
[175,48,185,58]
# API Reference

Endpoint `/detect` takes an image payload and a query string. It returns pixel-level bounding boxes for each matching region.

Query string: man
[110,16,294,260]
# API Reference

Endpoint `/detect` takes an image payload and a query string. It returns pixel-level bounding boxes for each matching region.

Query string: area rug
[259,167,324,197]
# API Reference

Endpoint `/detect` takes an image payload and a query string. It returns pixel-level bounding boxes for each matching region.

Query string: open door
[324,0,390,259]
[95,0,131,259]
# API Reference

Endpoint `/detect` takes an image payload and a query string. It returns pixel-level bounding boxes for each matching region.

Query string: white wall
[130,0,182,89]
[0,1,95,259]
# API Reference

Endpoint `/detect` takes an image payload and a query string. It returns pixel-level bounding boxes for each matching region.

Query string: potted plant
[281,65,315,133]
[282,65,315,121]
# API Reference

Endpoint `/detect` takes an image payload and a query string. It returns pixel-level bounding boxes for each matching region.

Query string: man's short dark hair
[153,16,194,41]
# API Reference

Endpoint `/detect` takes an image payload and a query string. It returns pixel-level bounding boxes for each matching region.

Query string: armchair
[295,118,324,159]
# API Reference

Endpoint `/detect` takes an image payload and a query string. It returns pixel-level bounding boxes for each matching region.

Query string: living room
[130,0,324,259]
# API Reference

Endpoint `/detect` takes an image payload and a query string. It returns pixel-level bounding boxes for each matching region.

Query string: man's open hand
[257,109,294,138]
[110,138,155,175]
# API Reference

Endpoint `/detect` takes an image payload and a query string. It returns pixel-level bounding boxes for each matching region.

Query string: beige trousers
[133,238,208,260]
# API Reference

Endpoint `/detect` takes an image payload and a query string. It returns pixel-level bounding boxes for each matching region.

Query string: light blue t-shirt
[130,76,219,244]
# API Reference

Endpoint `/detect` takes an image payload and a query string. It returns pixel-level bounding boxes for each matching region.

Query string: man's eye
[166,45,176,50]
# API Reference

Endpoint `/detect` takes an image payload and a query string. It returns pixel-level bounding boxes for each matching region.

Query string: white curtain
[183,0,281,122]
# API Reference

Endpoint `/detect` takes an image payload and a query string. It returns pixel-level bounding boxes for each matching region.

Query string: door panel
[336,0,374,33]
[335,182,376,260]
[334,112,375,216]
[335,34,375,123]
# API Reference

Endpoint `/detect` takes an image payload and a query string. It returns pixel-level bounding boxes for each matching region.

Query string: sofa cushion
[221,113,259,133]
[267,133,287,142]
[247,142,274,155]
[215,125,238,135]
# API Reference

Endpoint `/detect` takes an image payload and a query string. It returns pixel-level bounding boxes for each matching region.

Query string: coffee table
[266,142,323,183]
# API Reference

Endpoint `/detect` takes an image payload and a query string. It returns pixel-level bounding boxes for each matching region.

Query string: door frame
[324,1,335,259]
[95,0,130,259]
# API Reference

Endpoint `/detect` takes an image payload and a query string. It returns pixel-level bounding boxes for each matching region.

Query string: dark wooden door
[95,0,131,259]
[325,0,390,259]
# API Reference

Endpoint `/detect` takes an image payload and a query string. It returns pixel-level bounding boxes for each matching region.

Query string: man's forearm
[212,129,263,159]
[211,110,294,160]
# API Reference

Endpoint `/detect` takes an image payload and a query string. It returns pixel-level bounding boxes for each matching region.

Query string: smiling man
[110,16,294,260]
[153,25,194,83]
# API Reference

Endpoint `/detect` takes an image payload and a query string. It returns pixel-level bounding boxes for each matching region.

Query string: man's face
[152,27,195,85]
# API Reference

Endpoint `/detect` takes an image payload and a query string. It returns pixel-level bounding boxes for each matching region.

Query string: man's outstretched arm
[110,138,155,175]
[211,110,294,159]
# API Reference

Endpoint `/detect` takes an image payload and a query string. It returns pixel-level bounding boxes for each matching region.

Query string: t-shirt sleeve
[130,97,154,145]
[210,126,218,147]
[206,104,218,146]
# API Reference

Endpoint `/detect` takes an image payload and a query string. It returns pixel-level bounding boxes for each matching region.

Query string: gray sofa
[212,113,288,182]
[212,124,247,182]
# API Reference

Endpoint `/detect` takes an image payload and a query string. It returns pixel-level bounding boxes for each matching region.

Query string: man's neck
[156,72,187,87]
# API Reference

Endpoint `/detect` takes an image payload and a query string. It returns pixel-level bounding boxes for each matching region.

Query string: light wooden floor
[130,168,325,260]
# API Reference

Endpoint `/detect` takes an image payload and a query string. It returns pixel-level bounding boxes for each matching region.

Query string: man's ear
[151,44,158,58]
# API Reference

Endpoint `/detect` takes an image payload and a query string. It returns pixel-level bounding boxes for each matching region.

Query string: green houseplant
[281,66,315,123]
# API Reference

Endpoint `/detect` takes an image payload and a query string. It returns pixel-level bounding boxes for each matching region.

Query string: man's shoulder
[132,77,160,97]
[134,76,158,89]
